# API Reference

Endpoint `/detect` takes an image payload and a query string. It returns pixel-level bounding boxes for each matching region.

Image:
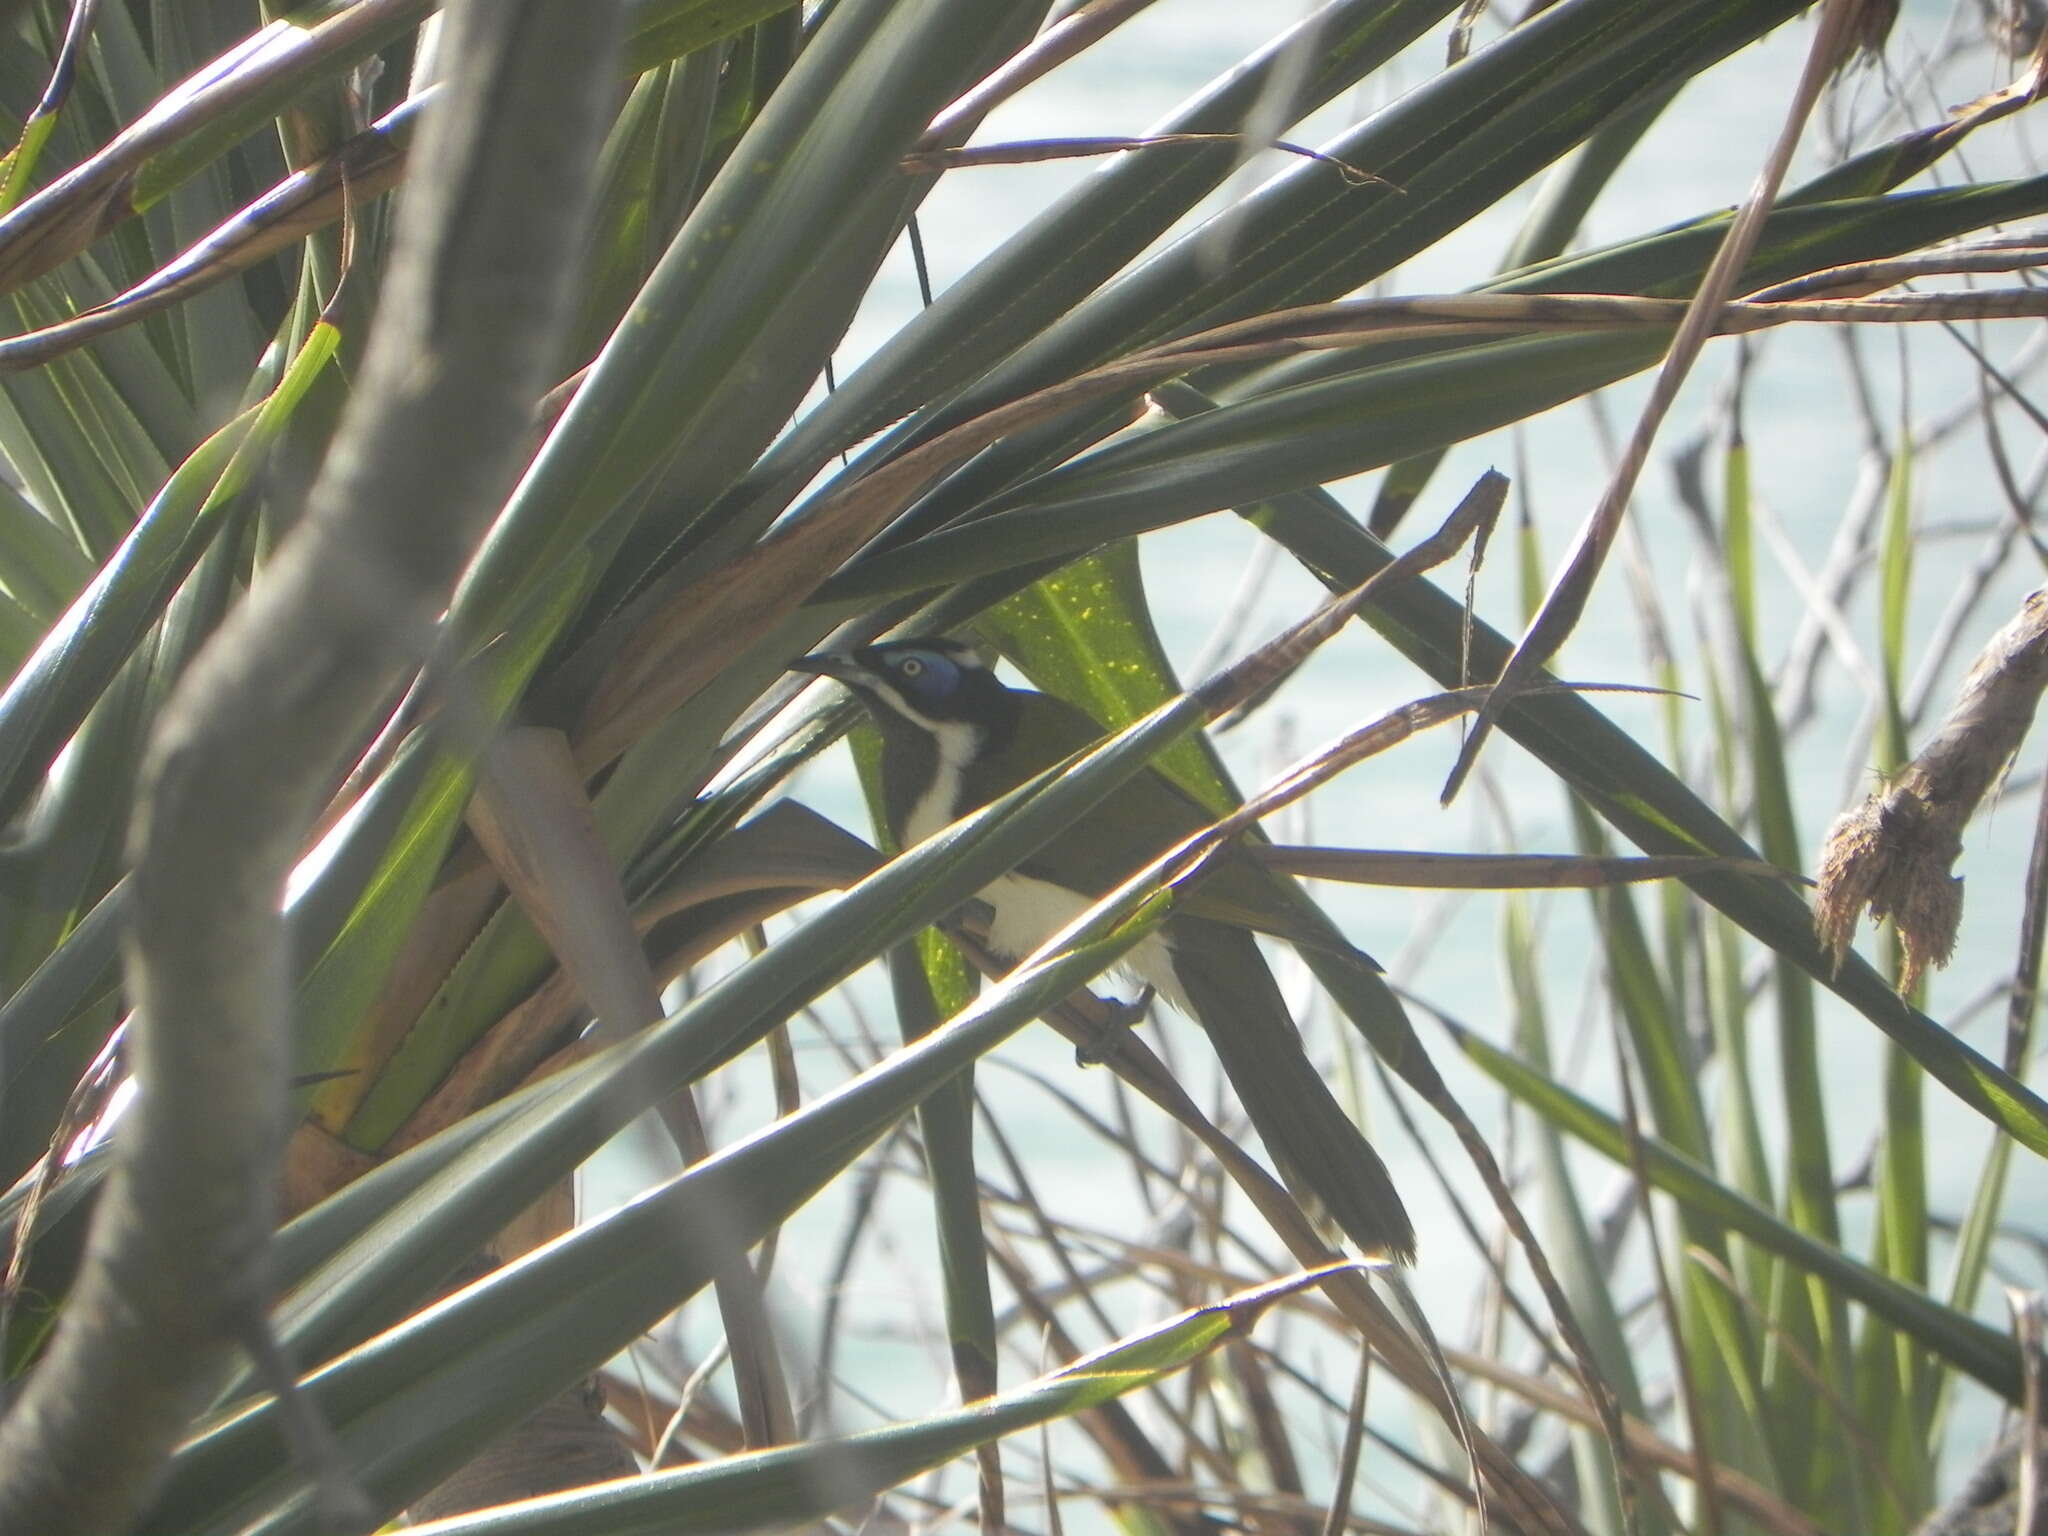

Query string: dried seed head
[1813,792,1963,993]
[1814,587,2048,992]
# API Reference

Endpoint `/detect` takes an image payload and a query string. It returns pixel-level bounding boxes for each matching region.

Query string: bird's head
[791,637,1016,745]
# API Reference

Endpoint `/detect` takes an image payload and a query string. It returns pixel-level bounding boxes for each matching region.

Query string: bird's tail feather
[1168,917,1416,1264]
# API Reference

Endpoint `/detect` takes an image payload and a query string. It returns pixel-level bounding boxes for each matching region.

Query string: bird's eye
[898,658,925,678]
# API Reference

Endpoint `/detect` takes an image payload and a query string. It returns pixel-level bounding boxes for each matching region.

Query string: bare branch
[0,4,618,1532]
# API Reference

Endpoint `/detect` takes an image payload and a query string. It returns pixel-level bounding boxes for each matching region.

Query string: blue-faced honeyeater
[793,637,1415,1263]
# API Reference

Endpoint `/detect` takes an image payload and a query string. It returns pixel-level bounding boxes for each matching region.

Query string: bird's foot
[1073,984,1155,1067]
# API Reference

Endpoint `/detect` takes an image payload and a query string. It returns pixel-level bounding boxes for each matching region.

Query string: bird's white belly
[898,730,1184,1010]
[982,871,1185,1014]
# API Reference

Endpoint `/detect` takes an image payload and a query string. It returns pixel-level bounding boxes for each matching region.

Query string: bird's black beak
[789,651,861,684]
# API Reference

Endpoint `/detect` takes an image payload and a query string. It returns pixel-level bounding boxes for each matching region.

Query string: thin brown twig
[914,0,1165,150]
[902,133,1396,189]
[1437,0,1876,807]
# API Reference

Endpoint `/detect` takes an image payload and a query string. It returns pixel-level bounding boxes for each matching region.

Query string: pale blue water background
[590,3,2048,1520]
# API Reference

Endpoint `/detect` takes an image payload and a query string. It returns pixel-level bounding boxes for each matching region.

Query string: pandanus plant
[1,2,2046,1533]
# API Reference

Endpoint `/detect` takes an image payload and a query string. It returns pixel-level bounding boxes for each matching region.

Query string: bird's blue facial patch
[872,646,965,707]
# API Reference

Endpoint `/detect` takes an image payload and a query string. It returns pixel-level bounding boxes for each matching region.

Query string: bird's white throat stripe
[899,712,983,848]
